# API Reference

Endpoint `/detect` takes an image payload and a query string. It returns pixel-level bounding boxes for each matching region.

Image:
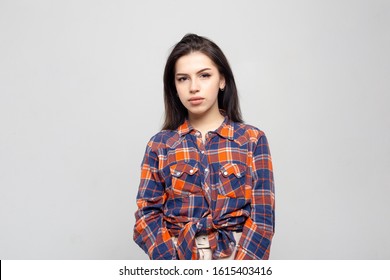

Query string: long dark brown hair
[162,33,243,130]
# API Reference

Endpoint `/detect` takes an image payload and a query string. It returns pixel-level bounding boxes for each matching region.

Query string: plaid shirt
[133,117,275,260]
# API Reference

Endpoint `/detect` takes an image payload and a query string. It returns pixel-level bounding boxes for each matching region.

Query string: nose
[189,78,200,93]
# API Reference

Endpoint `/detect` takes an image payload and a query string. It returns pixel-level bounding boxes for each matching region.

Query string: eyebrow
[175,68,212,76]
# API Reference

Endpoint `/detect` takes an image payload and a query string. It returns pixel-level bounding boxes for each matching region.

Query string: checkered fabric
[133,117,275,259]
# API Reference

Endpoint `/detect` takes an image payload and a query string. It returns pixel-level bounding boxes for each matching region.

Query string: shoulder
[232,121,266,144]
[145,129,180,150]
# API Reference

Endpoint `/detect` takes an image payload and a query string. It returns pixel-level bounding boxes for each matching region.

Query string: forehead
[175,52,217,73]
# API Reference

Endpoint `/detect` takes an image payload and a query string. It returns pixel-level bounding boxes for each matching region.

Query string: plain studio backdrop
[1,0,389,260]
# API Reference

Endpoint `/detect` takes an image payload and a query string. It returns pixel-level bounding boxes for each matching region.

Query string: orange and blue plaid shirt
[133,117,275,259]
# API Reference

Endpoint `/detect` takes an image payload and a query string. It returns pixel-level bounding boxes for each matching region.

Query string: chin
[188,111,206,116]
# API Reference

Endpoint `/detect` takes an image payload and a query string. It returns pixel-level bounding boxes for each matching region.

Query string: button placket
[199,136,211,202]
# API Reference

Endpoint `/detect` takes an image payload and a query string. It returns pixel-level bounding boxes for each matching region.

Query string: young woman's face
[174,52,225,119]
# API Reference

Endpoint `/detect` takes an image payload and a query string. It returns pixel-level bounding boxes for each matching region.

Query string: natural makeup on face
[174,51,225,120]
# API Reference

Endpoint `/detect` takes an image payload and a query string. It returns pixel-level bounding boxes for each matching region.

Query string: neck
[188,110,225,133]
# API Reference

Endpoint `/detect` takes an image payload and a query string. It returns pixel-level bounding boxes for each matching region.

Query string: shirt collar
[216,117,235,140]
[177,119,193,137]
[177,116,235,140]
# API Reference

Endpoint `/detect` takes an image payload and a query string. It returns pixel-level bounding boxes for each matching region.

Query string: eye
[200,73,211,79]
[177,76,188,82]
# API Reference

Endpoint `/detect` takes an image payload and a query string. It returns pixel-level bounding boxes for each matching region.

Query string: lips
[188,97,204,105]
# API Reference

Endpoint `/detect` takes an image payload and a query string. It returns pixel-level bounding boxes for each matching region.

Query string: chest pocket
[218,162,246,198]
[169,162,201,196]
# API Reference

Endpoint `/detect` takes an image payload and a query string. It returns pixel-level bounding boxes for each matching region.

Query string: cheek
[175,85,184,97]
[206,78,221,90]
[175,81,187,92]
[204,82,220,96]
[175,87,187,104]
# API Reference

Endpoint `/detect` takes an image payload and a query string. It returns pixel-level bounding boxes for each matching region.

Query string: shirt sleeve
[235,133,275,259]
[133,140,177,259]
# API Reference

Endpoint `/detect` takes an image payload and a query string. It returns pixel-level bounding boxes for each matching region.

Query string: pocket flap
[220,162,246,178]
[170,162,199,177]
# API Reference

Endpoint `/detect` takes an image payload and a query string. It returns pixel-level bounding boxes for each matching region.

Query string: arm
[235,133,275,259]
[133,140,177,259]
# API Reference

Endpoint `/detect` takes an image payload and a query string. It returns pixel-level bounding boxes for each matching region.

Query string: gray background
[1,0,389,259]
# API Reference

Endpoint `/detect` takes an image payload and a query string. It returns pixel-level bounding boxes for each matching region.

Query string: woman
[133,34,275,260]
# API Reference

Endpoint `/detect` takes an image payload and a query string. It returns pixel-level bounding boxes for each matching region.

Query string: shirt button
[176,171,181,176]
[201,150,205,154]
[195,132,200,137]
[223,171,228,176]
[189,169,194,174]
[205,168,209,172]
